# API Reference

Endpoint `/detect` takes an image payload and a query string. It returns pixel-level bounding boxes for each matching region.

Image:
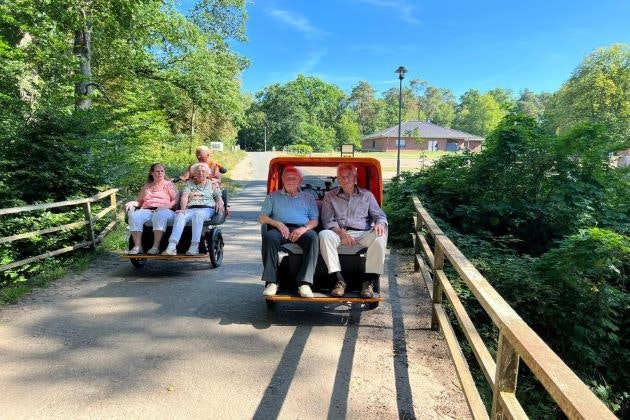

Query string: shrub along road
[0,152,469,419]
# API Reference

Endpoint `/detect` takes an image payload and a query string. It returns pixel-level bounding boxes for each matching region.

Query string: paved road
[0,152,469,419]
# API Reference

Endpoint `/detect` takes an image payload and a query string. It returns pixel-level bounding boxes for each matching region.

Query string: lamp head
[395,66,407,80]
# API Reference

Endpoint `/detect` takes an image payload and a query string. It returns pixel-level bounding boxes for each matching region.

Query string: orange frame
[266,157,383,205]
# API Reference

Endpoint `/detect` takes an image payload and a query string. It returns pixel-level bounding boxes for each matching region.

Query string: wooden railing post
[431,237,445,330]
[491,333,520,419]
[82,202,96,249]
[413,215,423,271]
[110,191,117,224]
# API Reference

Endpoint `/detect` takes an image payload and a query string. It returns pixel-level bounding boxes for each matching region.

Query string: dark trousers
[261,227,319,285]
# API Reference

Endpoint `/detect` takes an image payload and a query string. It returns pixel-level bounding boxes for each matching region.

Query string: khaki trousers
[319,229,387,275]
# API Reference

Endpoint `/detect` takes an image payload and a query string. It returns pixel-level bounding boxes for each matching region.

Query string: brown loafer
[360,281,374,298]
[331,280,346,297]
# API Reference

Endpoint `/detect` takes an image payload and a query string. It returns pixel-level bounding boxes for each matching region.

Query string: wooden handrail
[411,195,616,419]
[0,188,119,216]
[0,189,119,272]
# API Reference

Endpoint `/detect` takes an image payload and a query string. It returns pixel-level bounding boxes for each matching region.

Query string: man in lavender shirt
[319,163,388,298]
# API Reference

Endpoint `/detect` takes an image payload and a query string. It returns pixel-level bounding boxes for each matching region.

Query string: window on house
[396,139,406,148]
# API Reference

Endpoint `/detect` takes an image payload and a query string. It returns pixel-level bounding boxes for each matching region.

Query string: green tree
[409,78,428,122]
[424,86,456,127]
[349,81,379,135]
[335,109,362,148]
[0,0,248,202]
[239,75,346,152]
[453,90,506,136]
[516,88,546,120]
[544,43,630,143]
[488,87,516,112]
[381,86,416,126]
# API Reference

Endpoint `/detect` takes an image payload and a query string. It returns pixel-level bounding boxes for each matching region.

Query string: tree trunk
[74,26,92,110]
[189,103,196,154]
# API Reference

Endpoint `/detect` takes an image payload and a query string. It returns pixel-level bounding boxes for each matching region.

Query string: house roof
[362,121,484,141]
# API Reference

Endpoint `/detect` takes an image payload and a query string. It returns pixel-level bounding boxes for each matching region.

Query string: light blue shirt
[261,189,319,225]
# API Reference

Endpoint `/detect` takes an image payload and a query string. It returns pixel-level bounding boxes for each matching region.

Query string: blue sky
[192,1,630,98]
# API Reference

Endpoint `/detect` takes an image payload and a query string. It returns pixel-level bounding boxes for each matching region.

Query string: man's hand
[372,223,387,236]
[289,226,309,243]
[276,222,290,239]
[216,200,225,214]
[339,229,356,247]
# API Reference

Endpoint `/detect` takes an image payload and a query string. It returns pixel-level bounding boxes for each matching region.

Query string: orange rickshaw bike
[263,156,385,310]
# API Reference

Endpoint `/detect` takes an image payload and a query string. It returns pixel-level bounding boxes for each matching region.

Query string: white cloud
[268,9,328,39]
[353,0,420,24]
[299,49,328,73]
[265,49,329,85]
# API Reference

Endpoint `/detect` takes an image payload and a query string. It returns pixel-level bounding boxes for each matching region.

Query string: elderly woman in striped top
[162,163,224,255]
[125,163,178,254]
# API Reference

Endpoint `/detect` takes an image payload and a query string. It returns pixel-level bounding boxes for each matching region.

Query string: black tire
[206,228,224,268]
[130,258,146,268]
[368,301,380,310]
[128,236,147,268]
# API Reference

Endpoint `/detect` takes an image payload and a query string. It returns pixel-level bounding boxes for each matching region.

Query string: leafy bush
[287,144,313,155]
[386,112,630,416]
[535,228,629,413]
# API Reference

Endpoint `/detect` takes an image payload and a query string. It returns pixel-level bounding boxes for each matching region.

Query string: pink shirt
[140,182,177,208]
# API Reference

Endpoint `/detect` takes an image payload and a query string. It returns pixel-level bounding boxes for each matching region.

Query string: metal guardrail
[0,188,119,272]
[411,195,616,420]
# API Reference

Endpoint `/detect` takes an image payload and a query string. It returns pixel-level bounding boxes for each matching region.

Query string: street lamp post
[264,124,267,152]
[395,66,407,177]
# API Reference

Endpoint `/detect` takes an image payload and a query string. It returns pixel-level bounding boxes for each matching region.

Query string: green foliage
[453,89,507,137]
[1,110,103,202]
[0,0,247,204]
[386,106,629,414]
[238,75,346,151]
[544,44,630,143]
[0,285,31,304]
[516,89,548,120]
[287,144,313,155]
[335,109,362,149]
[390,113,629,255]
[535,228,629,408]
[349,81,380,135]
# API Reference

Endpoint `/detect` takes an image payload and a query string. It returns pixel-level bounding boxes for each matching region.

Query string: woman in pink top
[125,163,178,254]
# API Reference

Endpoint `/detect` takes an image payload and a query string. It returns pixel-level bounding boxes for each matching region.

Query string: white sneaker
[128,247,142,255]
[297,284,313,298]
[162,246,177,256]
[262,283,278,296]
[147,247,160,255]
[185,247,199,256]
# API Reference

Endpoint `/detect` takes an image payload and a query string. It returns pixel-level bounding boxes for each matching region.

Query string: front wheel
[128,236,147,268]
[205,228,224,268]
[130,258,146,268]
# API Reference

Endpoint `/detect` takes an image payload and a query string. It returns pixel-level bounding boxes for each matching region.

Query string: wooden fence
[0,189,119,272]
[411,195,616,420]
